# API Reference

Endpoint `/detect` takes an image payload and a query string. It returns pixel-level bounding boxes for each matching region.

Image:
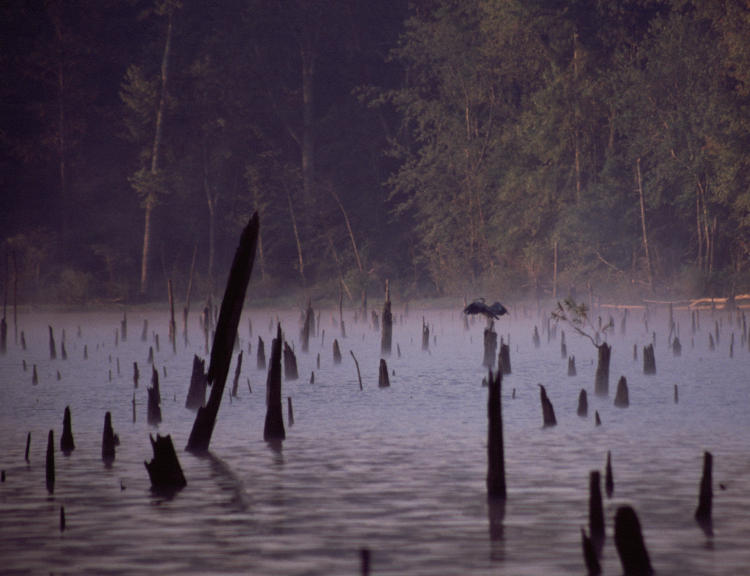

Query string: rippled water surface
[1,304,749,575]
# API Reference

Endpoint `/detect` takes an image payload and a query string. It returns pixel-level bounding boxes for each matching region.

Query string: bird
[463,298,508,320]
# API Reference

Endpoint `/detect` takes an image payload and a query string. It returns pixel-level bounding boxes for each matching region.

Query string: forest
[2,0,750,306]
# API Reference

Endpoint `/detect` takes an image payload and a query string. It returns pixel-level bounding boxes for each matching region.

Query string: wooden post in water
[25,432,30,462]
[577,389,588,417]
[102,411,117,463]
[185,355,207,409]
[568,355,577,376]
[60,406,75,455]
[147,366,162,426]
[283,342,299,381]
[605,451,614,498]
[643,344,656,374]
[614,506,653,576]
[539,384,557,427]
[499,339,511,375]
[333,339,342,365]
[256,336,266,370]
[186,213,258,453]
[594,343,610,396]
[381,280,392,356]
[614,376,629,407]
[145,434,187,491]
[263,324,285,441]
[378,358,390,387]
[49,326,57,360]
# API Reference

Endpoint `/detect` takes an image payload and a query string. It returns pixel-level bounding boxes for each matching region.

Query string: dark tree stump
[185,355,207,410]
[145,434,186,491]
[568,355,576,376]
[672,337,682,357]
[483,321,497,369]
[264,324,286,442]
[301,301,313,353]
[539,384,557,427]
[614,375,629,408]
[378,358,390,388]
[186,213,258,453]
[133,362,139,388]
[589,471,605,551]
[49,326,56,360]
[643,344,656,375]
[595,411,601,426]
[381,280,392,356]
[60,406,75,455]
[605,451,614,498]
[594,343,610,396]
[102,411,118,463]
[577,389,588,417]
[499,340,511,375]
[333,339,342,365]
[614,506,653,575]
[695,451,713,534]
[257,336,266,370]
[231,351,243,397]
[287,396,294,427]
[147,366,162,426]
[422,318,429,351]
[486,370,506,499]
[283,342,298,381]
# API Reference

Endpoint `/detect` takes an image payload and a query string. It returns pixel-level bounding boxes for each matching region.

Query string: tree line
[2,0,749,305]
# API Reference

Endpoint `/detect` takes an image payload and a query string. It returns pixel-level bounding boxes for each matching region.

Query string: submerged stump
[695,451,713,534]
[577,389,588,417]
[283,342,299,381]
[333,339,342,365]
[594,343,611,396]
[60,406,75,455]
[145,434,186,492]
[185,355,207,410]
[102,411,118,463]
[614,506,653,576]
[539,384,557,427]
[378,358,390,388]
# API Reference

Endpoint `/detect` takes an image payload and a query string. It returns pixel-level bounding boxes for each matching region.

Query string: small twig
[350,350,363,390]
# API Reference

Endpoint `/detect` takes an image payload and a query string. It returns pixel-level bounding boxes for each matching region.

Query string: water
[1,305,749,574]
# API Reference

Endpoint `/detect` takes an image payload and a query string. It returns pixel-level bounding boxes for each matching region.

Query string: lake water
[1,302,749,575]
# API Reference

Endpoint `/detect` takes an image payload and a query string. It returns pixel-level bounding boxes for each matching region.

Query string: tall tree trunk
[636,158,653,291]
[139,11,173,296]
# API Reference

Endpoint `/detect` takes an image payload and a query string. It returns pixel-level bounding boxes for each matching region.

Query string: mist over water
[1,304,749,575]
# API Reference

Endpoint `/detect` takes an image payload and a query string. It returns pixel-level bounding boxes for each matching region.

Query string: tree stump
[257,336,266,370]
[421,318,430,351]
[483,321,497,369]
[333,339,342,365]
[185,355,207,410]
[147,366,162,426]
[60,406,75,455]
[46,430,54,494]
[568,355,576,376]
[606,451,614,498]
[145,434,186,492]
[539,384,557,427]
[381,280,392,356]
[283,342,299,381]
[594,343,610,396]
[532,325,540,348]
[378,358,390,388]
[301,301,314,353]
[231,350,243,397]
[614,376,629,408]
[102,411,118,463]
[672,337,682,357]
[499,339,511,375]
[49,326,56,360]
[263,324,286,442]
[577,389,588,417]
[695,451,713,534]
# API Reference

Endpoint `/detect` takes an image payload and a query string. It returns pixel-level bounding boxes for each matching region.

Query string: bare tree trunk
[636,158,653,291]
[285,183,306,287]
[139,11,173,295]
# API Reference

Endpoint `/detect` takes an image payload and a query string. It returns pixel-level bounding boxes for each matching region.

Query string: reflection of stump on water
[486,370,506,499]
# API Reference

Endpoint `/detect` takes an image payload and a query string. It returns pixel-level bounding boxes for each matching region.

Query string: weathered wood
[231,350,243,397]
[381,280,392,356]
[642,344,656,374]
[577,389,588,417]
[483,321,497,369]
[350,350,363,390]
[263,324,285,441]
[185,355,207,409]
[186,213,258,453]
[695,451,713,533]
[256,336,266,370]
[102,411,118,463]
[539,384,557,427]
[60,406,75,455]
[333,339,342,365]
[594,343,610,396]
[378,358,390,388]
[486,370,506,499]
[283,342,299,381]
[614,506,653,575]
[49,326,57,360]
[614,375,629,408]
[147,365,162,426]
[145,434,187,491]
